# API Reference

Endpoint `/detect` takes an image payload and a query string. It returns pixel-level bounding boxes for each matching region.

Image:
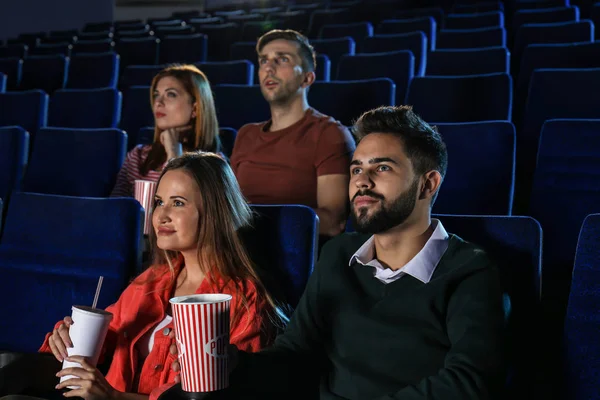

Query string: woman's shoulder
[128,263,174,291]
[210,277,260,304]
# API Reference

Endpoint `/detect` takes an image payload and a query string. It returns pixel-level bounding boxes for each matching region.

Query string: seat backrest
[522,69,600,179]
[0,126,29,201]
[196,60,254,85]
[513,20,593,64]
[49,88,122,128]
[71,38,115,55]
[377,17,436,50]
[434,121,515,215]
[219,127,237,158]
[0,90,48,135]
[120,86,153,150]
[20,54,69,94]
[213,84,270,130]
[514,41,600,125]
[515,0,569,11]
[361,32,427,76]
[427,46,509,75]
[67,52,120,89]
[22,127,126,197]
[240,20,285,42]
[564,213,600,400]
[315,54,331,82]
[0,57,23,90]
[0,192,143,353]
[435,214,542,397]
[319,22,374,43]
[116,37,160,67]
[392,6,444,26]
[337,50,414,104]
[120,65,162,88]
[0,43,28,58]
[242,205,319,308]
[437,26,506,48]
[309,78,395,126]
[452,1,504,13]
[229,41,257,64]
[513,6,579,32]
[195,23,240,61]
[159,33,208,64]
[308,8,353,37]
[445,11,504,30]
[530,119,600,305]
[311,37,356,77]
[407,73,512,122]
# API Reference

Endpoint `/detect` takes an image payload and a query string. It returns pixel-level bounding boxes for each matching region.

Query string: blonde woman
[111,65,220,197]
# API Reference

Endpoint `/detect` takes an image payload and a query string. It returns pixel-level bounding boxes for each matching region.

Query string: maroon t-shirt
[231,108,356,208]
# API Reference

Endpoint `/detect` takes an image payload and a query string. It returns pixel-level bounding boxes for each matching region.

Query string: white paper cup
[60,306,113,387]
[134,179,157,235]
[170,294,232,393]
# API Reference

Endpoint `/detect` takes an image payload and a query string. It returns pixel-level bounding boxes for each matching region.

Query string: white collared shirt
[349,219,450,284]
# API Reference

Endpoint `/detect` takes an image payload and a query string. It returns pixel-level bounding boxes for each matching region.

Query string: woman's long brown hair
[141,65,220,176]
[148,152,285,331]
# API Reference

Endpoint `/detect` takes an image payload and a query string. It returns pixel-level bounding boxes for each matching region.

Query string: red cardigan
[40,257,273,396]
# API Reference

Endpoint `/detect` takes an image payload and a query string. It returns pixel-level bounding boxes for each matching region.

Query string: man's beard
[350,178,420,234]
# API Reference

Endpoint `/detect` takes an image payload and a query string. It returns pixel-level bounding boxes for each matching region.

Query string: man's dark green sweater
[232,232,506,400]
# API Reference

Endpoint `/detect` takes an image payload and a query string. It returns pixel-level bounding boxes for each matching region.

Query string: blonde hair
[141,65,220,175]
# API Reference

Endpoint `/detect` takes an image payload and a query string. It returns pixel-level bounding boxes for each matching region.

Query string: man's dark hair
[353,106,448,204]
[256,29,316,72]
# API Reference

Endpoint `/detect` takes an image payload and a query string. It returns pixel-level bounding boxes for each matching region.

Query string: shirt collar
[349,219,450,283]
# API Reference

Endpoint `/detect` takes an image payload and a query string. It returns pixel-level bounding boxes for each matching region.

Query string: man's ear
[419,170,442,201]
[302,70,316,88]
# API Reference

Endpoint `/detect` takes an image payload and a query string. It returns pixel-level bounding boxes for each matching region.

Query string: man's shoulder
[308,108,349,133]
[436,234,497,277]
[238,121,267,136]
[319,232,371,266]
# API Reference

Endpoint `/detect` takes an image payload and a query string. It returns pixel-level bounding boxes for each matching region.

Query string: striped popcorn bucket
[133,180,157,235]
[170,294,232,393]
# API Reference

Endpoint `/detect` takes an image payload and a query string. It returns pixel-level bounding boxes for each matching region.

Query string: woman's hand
[56,356,119,400]
[160,125,193,160]
[167,331,239,383]
[48,316,74,362]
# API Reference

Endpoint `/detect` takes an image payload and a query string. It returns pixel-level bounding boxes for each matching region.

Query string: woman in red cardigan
[39,152,285,400]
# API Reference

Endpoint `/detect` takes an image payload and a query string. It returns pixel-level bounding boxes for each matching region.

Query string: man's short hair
[256,29,317,72]
[353,106,448,204]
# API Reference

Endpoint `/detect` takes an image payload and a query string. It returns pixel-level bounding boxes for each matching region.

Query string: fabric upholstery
[243,205,319,308]
[0,126,29,202]
[434,121,515,215]
[48,88,122,129]
[407,73,512,122]
[0,192,143,353]
[435,214,542,398]
[564,213,600,400]
[22,127,126,197]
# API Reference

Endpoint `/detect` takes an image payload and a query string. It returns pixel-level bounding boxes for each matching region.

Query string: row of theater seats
[2,116,600,314]
[1,12,595,82]
[1,186,599,399]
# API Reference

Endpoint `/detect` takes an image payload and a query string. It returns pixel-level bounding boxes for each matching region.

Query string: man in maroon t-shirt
[231,29,356,238]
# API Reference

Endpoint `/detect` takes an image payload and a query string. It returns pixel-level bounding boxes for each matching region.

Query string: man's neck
[373,215,434,271]
[268,95,310,132]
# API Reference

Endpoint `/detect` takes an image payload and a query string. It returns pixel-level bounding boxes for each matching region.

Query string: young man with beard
[230,29,355,238]
[159,106,506,400]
